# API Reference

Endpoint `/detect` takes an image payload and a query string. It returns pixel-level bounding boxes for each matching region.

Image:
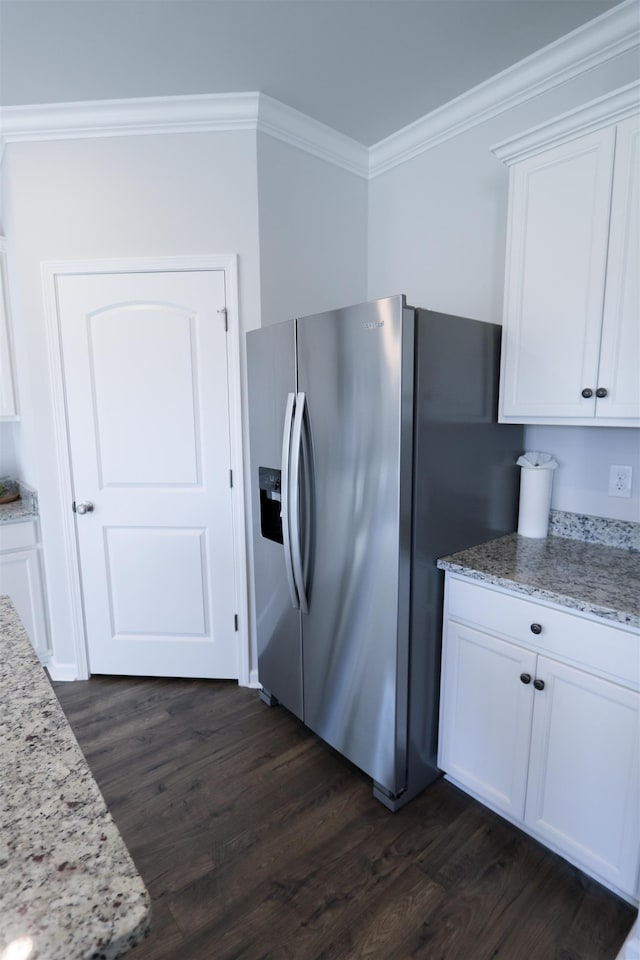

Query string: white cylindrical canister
[518,466,554,537]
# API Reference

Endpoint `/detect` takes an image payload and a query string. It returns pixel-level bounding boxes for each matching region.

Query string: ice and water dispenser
[258,467,283,544]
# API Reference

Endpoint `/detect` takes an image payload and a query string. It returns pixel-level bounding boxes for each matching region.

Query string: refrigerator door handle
[281,392,299,610]
[290,391,309,614]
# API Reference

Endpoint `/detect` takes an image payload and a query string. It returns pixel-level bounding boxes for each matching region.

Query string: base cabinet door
[525,656,640,895]
[0,547,49,661]
[438,621,536,820]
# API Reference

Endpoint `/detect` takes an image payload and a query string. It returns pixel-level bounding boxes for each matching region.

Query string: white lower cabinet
[0,520,49,661]
[438,621,536,820]
[438,574,640,900]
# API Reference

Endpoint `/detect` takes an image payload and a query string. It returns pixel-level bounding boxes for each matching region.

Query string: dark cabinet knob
[596,387,608,398]
[581,388,593,398]
[520,673,531,685]
[530,623,542,635]
[533,678,545,691]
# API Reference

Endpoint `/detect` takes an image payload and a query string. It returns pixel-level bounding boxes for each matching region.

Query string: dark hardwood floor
[52,676,636,960]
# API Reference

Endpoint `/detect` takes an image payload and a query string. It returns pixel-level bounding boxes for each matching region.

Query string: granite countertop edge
[437,531,640,632]
[0,482,39,523]
[0,596,151,960]
[437,557,639,630]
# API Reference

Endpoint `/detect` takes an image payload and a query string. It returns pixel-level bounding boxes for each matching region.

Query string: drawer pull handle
[530,623,542,635]
[533,678,545,691]
[520,673,531,685]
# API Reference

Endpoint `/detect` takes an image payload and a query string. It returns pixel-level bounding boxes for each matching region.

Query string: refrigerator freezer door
[247,320,303,720]
[296,296,413,796]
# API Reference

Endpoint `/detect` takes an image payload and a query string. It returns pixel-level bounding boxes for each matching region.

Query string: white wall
[368,49,640,522]
[257,133,368,325]
[2,126,369,678]
[527,425,640,522]
[3,131,262,673]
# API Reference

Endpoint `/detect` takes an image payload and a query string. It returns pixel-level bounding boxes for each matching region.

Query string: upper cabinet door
[0,242,18,420]
[499,128,615,421]
[596,114,640,420]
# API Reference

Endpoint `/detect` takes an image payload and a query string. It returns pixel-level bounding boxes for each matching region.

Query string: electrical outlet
[608,464,633,498]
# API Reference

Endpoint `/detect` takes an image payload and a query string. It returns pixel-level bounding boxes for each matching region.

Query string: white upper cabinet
[0,238,18,420]
[493,83,640,426]
[597,114,640,420]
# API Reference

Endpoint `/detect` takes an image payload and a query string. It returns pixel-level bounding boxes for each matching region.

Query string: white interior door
[56,270,239,678]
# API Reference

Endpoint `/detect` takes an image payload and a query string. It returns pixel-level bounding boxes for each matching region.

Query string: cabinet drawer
[0,520,37,553]
[446,575,639,689]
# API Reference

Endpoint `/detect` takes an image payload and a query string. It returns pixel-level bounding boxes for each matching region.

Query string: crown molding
[0,0,637,180]
[256,94,368,178]
[491,79,640,164]
[0,90,368,178]
[368,0,640,178]
[0,91,259,143]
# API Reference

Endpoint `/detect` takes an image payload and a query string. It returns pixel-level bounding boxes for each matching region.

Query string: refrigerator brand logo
[363,320,384,329]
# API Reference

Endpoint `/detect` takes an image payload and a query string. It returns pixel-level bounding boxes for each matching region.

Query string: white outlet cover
[608,464,633,498]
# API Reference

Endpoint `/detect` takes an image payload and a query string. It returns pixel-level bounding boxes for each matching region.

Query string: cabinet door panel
[597,114,640,420]
[500,128,615,420]
[525,656,640,896]
[0,548,49,660]
[438,621,536,819]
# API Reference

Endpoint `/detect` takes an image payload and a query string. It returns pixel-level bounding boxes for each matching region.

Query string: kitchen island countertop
[0,596,150,959]
[438,532,640,630]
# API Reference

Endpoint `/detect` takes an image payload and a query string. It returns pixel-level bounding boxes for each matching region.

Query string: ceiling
[0,0,626,145]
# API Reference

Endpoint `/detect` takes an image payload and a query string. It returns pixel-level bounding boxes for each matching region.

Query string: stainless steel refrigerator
[247,295,522,810]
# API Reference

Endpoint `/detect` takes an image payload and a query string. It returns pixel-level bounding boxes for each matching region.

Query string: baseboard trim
[46,659,79,682]
[617,920,640,960]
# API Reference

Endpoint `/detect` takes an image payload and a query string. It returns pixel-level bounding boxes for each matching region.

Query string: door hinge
[229,469,233,488]
[218,306,228,331]
[234,614,239,632]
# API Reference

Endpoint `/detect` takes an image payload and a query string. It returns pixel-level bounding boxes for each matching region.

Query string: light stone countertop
[0,483,38,524]
[0,596,150,960]
[438,532,640,630]
[0,499,38,523]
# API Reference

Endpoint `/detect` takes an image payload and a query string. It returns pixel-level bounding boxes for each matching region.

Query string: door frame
[42,254,250,685]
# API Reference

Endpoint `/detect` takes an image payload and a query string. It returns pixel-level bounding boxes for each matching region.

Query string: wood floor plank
[52,677,637,960]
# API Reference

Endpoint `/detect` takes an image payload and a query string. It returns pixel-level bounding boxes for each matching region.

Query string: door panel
[105,527,208,635]
[525,657,640,894]
[89,304,200,485]
[500,127,615,418]
[438,621,536,820]
[57,270,238,678]
[597,114,640,419]
[296,296,409,794]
